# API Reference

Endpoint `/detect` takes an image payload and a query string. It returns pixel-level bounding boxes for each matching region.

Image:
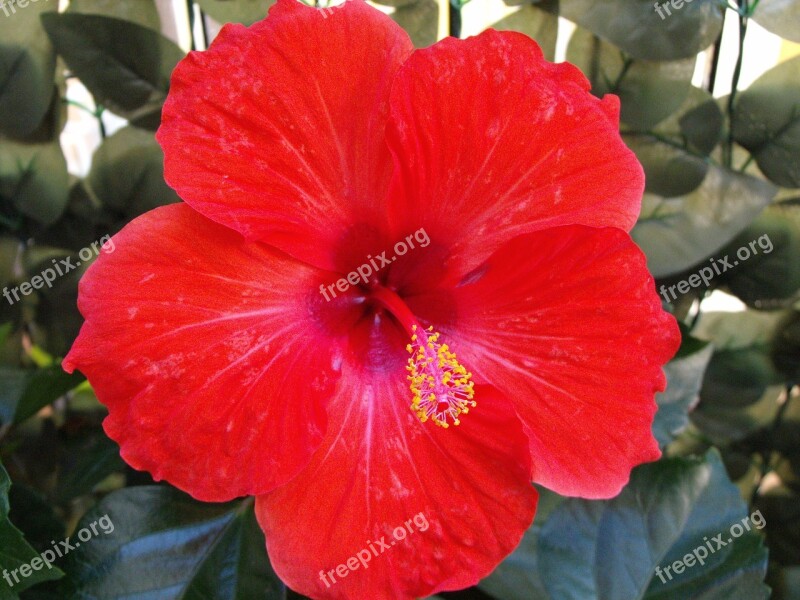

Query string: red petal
[64,204,341,502]
[156,0,413,270]
[385,30,644,277]
[442,225,680,499]
[255,362,537,599]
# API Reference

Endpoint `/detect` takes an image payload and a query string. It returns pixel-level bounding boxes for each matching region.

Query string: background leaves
[40,13,184,121]
[62,488,285,599]
[732,56,800,189]
[558,0,724,60]
[0,460,64,597]
[631,167,776,278]
[0,0,798,598]
[480,451,769,600]
[0,0,56,139]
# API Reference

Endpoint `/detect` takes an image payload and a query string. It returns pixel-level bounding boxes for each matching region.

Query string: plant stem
[750,385,795,505]
[725,0,748,167]
[449,0,462,38]
[186,0,196,51]
[97,106,106,139]
[610,55,634,94]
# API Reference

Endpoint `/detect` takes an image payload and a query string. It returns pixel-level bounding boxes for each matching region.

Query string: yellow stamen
[406,325,476,428]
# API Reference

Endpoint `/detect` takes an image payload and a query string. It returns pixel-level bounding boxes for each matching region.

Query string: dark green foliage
[0,0,797,598]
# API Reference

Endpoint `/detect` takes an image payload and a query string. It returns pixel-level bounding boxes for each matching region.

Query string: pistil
[370,286,475,428]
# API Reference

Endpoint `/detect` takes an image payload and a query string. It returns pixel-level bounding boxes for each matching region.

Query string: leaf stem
[63,99,95,116]
[610,55,634,94]
[63,99,106,138]
[625,130,718,164]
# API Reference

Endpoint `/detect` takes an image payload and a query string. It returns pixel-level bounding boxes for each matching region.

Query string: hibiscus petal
[64,203,342,502]
[156,0,413,270]
[442,225,680,499]
[255,360,537,599]
[385,30,644,277]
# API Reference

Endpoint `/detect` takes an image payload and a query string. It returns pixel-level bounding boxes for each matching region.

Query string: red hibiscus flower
[63,0,680,598]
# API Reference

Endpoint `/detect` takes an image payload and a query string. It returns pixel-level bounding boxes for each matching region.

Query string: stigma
[405,325,475,428]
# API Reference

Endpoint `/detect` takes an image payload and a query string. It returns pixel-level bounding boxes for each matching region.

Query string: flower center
[369,286,475,429]
[406,325,475,428]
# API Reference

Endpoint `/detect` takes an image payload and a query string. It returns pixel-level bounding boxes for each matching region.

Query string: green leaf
[625,87,722,197]
[0,236,19,286]
[693,308,784,352]
[678,89,725,155]
[0,460,64,596]
[86,126,180,218]
[539,451,767,600]
[714,205,800,307]
[67,0,162,30]
[0,139,69,228]
[566,28,695,130]
[771,308,800,382]
[0,322,12,346]
[0,0,56,138]
[559,0,724,61]
[7,483,65,558]
[755,485,800,568]
[750,0,800,43]
[40,13,184,119]
[31,180,103,252]
[0,368,26,426]
[20,82,69,145]
[64,487,287,598]
[692,309,786,442]
[732,56,800,188]
[392,0,439,48]
[654,337,714,448]
[490,1,558,61]
[477,488,564,600]
[195,0,275,25]
[0,365,84,426]
[372,0,417,6]
[626,135,708,198]
[699,348,781,408]
[631,166,776,278]
[14,366,85,423]
[28,250,87,357]
[55,434,124,503]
